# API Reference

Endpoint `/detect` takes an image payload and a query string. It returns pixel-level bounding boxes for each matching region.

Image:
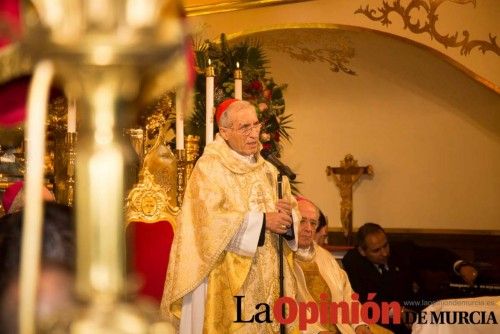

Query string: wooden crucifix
[326,154,374,245]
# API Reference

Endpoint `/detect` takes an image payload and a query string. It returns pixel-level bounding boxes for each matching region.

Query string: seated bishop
[292,196,391,334]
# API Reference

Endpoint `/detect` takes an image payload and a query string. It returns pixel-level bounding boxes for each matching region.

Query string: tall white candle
[67,98,76,133]
[205,59,214,144]
[234,61,242,100]
[21,60,54,334]
[176,87,184,150]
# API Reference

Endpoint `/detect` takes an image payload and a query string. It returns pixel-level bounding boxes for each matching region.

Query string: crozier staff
[161,99,299,333]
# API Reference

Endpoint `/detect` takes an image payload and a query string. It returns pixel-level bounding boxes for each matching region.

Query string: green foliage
[187,34,293,157]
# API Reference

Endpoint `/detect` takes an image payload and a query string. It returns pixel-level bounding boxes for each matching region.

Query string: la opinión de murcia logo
[408,310,497,325]
[233,294,498,330]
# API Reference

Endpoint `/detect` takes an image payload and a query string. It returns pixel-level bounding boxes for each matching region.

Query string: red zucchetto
[215,98,239,126]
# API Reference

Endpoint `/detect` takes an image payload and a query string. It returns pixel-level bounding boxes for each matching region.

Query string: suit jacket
[342,241,461,334]
[342,245,414,306]
[342,244,415,334]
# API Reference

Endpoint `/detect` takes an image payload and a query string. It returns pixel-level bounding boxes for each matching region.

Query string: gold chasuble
[295,259,338,333]
[161,134,299,334]
[293,245,362,334]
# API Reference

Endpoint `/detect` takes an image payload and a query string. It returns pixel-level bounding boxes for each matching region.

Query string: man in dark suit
[342,223,478,334]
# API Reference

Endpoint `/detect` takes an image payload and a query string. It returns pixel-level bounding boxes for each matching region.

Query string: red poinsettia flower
[246,80,263,95]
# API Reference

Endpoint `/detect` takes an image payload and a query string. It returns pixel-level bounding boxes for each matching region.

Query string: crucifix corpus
[326,154,374,245]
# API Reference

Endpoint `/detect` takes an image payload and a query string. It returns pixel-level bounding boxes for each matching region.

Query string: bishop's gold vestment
[293,244,364,334]
[161,134,299,333]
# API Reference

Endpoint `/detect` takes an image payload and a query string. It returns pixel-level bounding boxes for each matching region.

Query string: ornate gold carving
[143,108,178,209]
[258,29,356,75]
[47,96,68,131]
[143,92,176,155]
[126,168,180,224]
[124,91,181,209]
[355,0,499,56]
[225,23,498,92]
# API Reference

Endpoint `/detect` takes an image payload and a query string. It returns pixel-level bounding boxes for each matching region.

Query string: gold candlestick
[185,135,200,181]
[175,149,186,207]
[174,135,200,207]
[66,132,76,207]
[19,0,185,333]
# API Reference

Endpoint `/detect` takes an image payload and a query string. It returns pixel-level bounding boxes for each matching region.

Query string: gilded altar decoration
[260,28,356,75]
[126,90,198,208]
[54,132,77,207]
[143,92,176,155]
[143,111,178,210]
[126,168,179,225]
[326,154,374,245]
[355,0,499,56]
[0,92,71,198]
[48,96,72,204]
[0,127,24,186]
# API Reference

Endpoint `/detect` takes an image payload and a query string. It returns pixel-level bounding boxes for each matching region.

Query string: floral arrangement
[187,34,292,157]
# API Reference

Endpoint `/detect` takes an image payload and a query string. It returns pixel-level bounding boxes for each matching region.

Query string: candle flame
[208,58,211,66]
[236,61,240,69]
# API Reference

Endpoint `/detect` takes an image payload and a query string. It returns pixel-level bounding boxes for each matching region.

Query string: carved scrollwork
[126,168,179,225]
[261,29,356,75]
[355,0,499,56]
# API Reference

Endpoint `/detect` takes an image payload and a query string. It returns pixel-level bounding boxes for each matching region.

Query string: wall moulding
[184,0,315,16]
[220,23,499,93]
[355,0,499,57]
[229,27,357,75]
[186,0,499,92]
